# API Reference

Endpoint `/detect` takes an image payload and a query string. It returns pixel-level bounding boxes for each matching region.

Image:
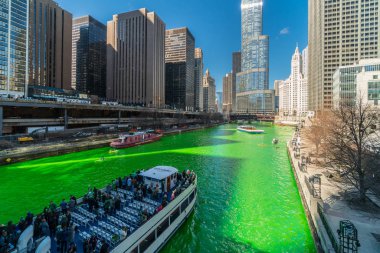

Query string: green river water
[0,124,316,252]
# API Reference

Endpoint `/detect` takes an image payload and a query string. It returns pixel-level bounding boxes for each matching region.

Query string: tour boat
[110,131,162,149]
[237,125,265,134]
[16,166,197,253]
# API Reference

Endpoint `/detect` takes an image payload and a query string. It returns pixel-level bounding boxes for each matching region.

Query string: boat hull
[237,128,265,134]
[112,178,197,253]
[110,135,162,149]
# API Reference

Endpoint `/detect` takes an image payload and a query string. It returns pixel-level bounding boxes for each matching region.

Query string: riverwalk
[288,125,380,252]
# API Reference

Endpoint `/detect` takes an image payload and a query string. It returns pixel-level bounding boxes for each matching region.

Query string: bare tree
[325,98,380,202]
[306,114,330,155]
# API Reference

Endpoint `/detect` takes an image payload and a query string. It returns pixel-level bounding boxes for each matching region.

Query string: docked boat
[237,125,265,134]
[16,166,197,253]
[110,131,162,149]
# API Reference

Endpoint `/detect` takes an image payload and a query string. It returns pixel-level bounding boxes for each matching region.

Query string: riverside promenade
[288,124,380,252]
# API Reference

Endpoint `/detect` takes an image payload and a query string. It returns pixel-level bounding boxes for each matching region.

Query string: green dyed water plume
[0,125,315,252]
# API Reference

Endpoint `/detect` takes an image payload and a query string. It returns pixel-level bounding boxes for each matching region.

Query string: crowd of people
[0,169,196,253]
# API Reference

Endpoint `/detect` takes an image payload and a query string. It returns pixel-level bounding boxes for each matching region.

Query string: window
[157,217,169,237]
[181,198,189,212]
[139,231,156,252]
[170,207,180,224]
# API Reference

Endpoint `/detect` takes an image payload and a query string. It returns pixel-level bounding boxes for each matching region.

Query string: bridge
[0,98,222,136]
[229,113,275,122]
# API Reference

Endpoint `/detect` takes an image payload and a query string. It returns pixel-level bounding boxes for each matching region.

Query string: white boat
[15,166,197,253]
[237,125,265,134]
[112,166,197,253]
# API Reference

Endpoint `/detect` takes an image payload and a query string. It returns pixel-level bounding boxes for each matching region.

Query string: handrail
[317,202,339,253]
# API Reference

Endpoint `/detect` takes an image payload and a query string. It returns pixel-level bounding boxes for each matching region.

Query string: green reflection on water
[0,125,315,252]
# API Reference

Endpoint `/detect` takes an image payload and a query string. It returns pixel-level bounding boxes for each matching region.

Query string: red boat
[110,131,162,149]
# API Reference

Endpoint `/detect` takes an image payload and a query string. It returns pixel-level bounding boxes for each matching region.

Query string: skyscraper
[107,9,166,107]
[279,46,309,116]
[237,0,274,113]
[232,52,241,112]
[29,0,72,90]
[203,69,216,112]
[308,0,380,111]
[223,73,234,115]
[194,48,204,111]
[0,0,29,97]
[72,16,106,98]
[165,27,195,111]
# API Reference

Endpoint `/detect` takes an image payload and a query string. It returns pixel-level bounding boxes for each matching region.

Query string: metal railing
[317,202,339,252]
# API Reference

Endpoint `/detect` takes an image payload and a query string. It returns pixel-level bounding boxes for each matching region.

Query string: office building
[237,0,274,113]
[0,0,29,97]
[232,52,241,112]
[107,9,166,107]
[333,59,380,108]
[194,48,204,111]
[274,80,282,113]
[308,0,380,111]
[72,16,106,98]
[203,69,216,112]
[165,27,195,111]
[29,0,72,90]
[216,92,223,113]
[279,46,309,116]
[223,73,234,115]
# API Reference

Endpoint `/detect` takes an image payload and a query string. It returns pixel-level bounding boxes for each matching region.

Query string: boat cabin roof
[141,166,178,180]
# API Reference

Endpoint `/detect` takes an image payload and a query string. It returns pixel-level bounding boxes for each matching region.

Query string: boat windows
[139,230,156,252]
[181,198,189,212]
[130,246,138,253]
[170,207,180,224]
[189,190,195,203]
[157,217,169,237]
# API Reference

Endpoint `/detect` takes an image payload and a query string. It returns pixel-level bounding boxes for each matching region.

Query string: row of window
[130,189,196,253]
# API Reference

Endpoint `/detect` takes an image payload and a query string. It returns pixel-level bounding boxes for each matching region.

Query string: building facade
[333,59,380,108]
[232,52,241,112]
[165,27,195,111]
[308,0,380,111]
[237,0,274,113]
[72,16,106,98]
[29,0,72,90]
[0,0,29,97]
[216,91,223,113]
[107,9,166,107]
[194,48,204,111]
[203,69,216,112]
[223,73,233,116]
[279,46,309,116]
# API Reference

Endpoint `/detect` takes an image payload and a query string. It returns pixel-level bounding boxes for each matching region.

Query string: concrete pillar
[118,111,121,125]
[64,109,68,130]
[0,106,3,136]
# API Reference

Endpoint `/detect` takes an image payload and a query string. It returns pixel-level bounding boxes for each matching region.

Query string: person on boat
[49,201,57,212]
[40,218,50,237]
[67,242,77,253]
[99,240,110,253]
[60,199,68,214]
[118,227,128,240]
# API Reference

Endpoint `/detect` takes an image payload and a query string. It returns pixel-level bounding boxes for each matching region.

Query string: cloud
[279,27,290,35]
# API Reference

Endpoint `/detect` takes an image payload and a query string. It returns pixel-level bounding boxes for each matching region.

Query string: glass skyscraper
[72,16,106,98]
[0,0,29,96]
[237,0,274,113]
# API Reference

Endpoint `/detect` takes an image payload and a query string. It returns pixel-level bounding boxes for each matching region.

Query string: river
[0,124,315,252]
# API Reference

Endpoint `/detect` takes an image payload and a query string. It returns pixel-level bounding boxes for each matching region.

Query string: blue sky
[56,0,308,92]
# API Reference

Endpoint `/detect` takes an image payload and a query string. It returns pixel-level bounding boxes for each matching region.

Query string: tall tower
[0,0,29,97]
[308,0,380,111]
[165,27,195,111]
[72,16,106,97]
[237,0,273,113]
[107,9,166,107]
[194,48,204,111]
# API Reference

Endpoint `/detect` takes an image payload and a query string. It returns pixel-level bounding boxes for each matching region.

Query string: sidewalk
[288,125,380,252]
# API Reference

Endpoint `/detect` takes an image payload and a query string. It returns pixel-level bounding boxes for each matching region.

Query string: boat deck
[50,187,184,253]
